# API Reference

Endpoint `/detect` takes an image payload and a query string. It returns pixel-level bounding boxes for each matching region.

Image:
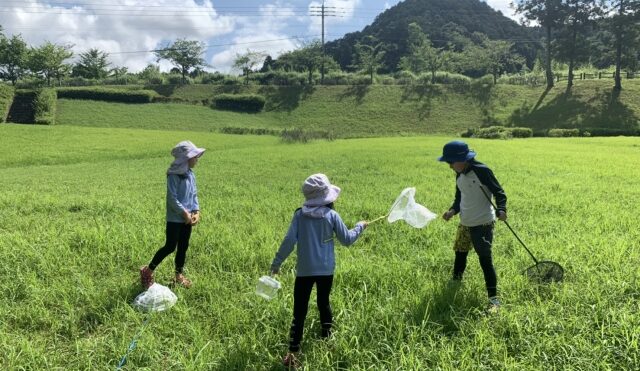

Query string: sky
[0,0,518,74]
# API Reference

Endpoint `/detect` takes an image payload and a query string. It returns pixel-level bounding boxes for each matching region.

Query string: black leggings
[453,224,497,298]
[289,275,334,352]
[149,222,192,274]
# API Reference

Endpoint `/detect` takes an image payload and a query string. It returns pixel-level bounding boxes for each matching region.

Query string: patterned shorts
[453,224,474,252]
[452,223,495,252]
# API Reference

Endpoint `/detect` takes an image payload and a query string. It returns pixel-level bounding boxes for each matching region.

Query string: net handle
[478,186,539,264]
[367,214,387,224]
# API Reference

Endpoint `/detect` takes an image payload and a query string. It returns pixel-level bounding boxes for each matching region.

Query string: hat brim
[187,148,206,159]
[438,150,476,163]
[303,185,341,207]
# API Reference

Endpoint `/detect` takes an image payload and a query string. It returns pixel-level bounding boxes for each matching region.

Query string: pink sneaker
[282,352,301,369]
[173,273,192,288]
[139,266,154,289]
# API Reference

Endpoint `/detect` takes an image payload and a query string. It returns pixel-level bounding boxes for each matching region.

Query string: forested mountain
[326,0,542,72]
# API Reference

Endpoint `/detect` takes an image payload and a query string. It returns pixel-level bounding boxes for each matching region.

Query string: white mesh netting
[387,187,437,228]
[132,283,177,312]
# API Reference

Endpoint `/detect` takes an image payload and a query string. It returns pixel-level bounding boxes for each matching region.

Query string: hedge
[212,94,266,113]
[547,128,580,137]
[461,126,533,139]
[56,87,157,103]
[33,88,57,125]
[0,84,15,123]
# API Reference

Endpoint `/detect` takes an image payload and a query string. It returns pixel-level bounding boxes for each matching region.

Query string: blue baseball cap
[438,140,476,162]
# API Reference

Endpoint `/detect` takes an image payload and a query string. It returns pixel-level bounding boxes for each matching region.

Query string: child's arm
[271,212,299,273]
[332,212,366,247]
[167,174,192,224]
[475,167,507,215]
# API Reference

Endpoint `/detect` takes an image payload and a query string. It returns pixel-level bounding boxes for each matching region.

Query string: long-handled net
[478,187,564,283]
[369,187,436,228]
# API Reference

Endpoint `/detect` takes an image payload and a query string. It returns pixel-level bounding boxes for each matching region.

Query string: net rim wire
[524,260,564,283]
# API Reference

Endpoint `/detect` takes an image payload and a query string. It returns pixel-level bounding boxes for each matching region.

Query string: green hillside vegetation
[55,80,640,137]
[1,124,639,369]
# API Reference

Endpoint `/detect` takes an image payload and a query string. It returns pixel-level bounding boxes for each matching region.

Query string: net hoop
[524,260,564,284]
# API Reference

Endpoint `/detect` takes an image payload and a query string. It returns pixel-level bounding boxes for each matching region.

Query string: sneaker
[173,273,192,288]
[139,266,154,289]
[282,352,301,369]
[487,296,501,313]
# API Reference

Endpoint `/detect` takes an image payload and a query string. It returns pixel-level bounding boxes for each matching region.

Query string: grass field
[1,124,639,370]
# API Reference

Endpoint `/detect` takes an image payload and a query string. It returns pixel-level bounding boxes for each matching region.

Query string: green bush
[475,126,510,139]
[33,88,57,125]
[0,84,15,123]
[281,128,335,143]
[219,127,280,136]
[580,128,640,136]
[213,94,266,113]
[56,87,157,103]
[548,128,580,137]
[510,127,533,138]
[252,71,307,86]
[432,72,472,86]
[394,71,415,85]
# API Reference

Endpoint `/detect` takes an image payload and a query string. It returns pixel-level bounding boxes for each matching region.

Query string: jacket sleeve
[450,174,461,214]
[192,174,200,212]
[271,211,299,271]
[474,166,507,213]
[332,212,364,247]
[167,174,185,214]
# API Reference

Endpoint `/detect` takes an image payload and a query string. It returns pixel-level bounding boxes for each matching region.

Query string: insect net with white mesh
[132,283,177,312]
[386,187,437,228]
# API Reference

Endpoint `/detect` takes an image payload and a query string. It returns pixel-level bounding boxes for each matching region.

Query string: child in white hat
[270,173,368,368]
[140,140,205,289]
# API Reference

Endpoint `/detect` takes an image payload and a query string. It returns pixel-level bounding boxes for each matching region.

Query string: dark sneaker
[173,273,192,288]
[283,352,301,369]
[487,296,501,313]
[139,266,154,289]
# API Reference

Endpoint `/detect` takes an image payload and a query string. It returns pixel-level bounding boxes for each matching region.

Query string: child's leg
[470,224,497,298]
[315,275,334,337]
[289,276,314,352]
[174,224,193,274]
[149,222,182,270]
[452,225,473,280]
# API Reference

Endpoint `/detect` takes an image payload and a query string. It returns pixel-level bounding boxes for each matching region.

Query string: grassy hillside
[55,81,640,137]
[1,124,639,369]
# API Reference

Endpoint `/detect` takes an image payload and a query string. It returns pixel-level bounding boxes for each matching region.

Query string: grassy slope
[1,124,639,369]
[56,81,640,137]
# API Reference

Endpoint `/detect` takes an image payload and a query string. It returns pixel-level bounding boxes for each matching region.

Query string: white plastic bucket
[255,275,281,300]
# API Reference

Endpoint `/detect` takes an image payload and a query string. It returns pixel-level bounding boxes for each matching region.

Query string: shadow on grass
[258,85,316,112]
[410,279,483,336]
[508,87,639,133]
[337,84,370,105]
[400,84,444,120]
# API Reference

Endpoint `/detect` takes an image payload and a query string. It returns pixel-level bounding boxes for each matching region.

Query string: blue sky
[0,0,517,73]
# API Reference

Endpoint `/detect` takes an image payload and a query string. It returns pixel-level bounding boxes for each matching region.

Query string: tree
[555,0,604,88]
[607,0,640,90]
[277,41,323,84]
[233,50,266,84]
[514,0,565,88]
[154,39,207,83]
[259,55,276,72]
[0,34,29,85]
[109,66,128,79]
[71,48,111,79]
[29,41,73,86]
[351,36,386,84]
[398,23,449,82]
[463,34,525,83]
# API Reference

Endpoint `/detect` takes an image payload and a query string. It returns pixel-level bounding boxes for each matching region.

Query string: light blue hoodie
[271,206,365,277]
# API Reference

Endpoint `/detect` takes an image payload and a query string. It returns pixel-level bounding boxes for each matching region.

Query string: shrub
[56,87,157,103]
[33,88,57,125]
[201,72,226,84]
[432,71,472,86]
[281,128,335,143]
[219,127,280,136]
[212,94,266,113]
[0,84,15,123]
[475,126,510,139]
[252,71,307,86]
[548,128,580,137]
[166,74,192,85]
[510,127,533,138]
[580,128,640,136]
[394,71,415,85]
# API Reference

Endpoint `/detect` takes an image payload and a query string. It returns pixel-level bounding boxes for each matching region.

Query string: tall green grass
[0,125,638,369]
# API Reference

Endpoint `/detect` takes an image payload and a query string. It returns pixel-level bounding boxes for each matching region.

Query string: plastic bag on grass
[387,187,437,228]
[132,283,177,312]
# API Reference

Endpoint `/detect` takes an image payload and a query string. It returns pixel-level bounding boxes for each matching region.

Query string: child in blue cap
[270,173,368,368]
[438,140,507,312]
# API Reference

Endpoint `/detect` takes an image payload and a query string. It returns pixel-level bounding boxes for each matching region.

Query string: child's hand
[497,210,507,221]
[191,212,200,225]
[357,221,368,229]
[442,209,455,221]
[270,268,279,275]
[183,210,192,224]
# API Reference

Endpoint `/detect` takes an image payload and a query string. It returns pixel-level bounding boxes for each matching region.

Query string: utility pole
[310,2,337,84]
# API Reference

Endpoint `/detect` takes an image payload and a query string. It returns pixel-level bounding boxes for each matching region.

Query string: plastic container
[255,275,281,300]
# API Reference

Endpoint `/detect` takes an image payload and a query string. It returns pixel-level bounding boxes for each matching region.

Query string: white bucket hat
[302,173,341,207]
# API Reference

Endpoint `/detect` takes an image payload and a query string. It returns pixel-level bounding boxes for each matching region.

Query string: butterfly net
[387,187,437,228]
[132,283,177,312]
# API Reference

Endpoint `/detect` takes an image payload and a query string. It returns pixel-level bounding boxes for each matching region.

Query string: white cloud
[485,0,519,21]
[0,0,237,72]
[307,0,361,38]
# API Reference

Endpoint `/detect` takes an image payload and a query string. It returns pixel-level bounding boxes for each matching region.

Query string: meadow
[0,123,639,370]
